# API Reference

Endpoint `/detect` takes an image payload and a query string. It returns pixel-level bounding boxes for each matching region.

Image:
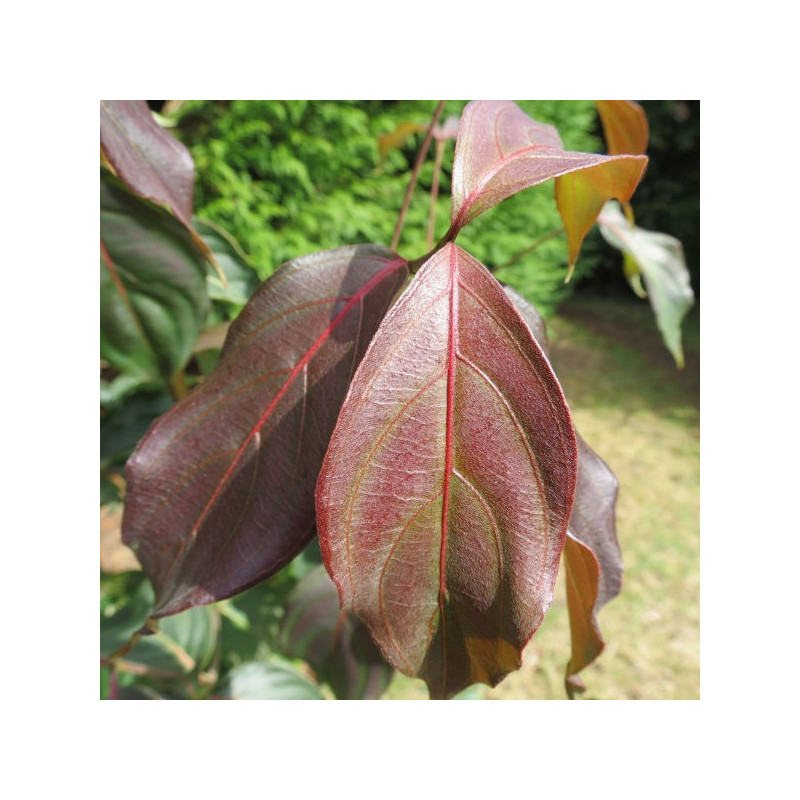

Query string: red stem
[391,101,446,252]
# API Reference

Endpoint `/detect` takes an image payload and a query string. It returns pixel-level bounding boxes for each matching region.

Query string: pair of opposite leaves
[123,100,640,698]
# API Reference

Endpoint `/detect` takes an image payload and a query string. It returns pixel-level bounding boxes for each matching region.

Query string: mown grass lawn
[384,295,700,700]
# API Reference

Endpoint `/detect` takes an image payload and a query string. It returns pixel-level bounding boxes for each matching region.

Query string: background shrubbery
[162,99,698,315]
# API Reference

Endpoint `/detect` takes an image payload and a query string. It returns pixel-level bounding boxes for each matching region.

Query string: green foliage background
[171,100,601,317]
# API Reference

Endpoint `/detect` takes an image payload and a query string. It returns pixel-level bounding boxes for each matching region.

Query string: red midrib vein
[438,247,459,684]
[187,258,405,541]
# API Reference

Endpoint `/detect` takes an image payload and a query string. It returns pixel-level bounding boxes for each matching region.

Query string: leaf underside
[598,201,694,367]
[123,245,408,618]
[317,243,578,699]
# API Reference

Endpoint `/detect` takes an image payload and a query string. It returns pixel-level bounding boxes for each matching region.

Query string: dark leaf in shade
[123,245,408,618]
[279,565,393,699]
[100,171,209,382]
[317,243,577,699]
[503,286,623,698]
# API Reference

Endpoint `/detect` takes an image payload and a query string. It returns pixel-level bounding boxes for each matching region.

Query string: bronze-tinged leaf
[123,245,408,619]
[449,100,647,256]
[279,565,394,699]
[100,100,196,229]
[317,243,578,699]
[564,434,623,696]
[377,121,427,159]
[563,532,603,698]
[555,157,648,279]
[595,100,649,156]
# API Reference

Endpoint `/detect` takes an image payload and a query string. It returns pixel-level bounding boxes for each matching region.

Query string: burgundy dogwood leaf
[317,243,578,699]
[449,100,647,275]
[123,245,408,618]
[101,100,196,229]
[100,100,217,267]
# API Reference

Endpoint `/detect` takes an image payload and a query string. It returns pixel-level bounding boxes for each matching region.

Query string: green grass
[384,295,700,700]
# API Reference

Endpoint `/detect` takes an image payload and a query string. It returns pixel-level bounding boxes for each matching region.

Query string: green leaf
[101,579,219,676]
[598,201,694,367]
[100,171,209,381]
[218,661,324,699]
[194,217,260,307]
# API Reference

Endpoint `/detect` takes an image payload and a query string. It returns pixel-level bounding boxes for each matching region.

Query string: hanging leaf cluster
[102,100,660,698]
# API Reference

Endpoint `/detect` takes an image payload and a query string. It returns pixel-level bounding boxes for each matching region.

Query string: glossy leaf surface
[100,100,196,229]
[598,201,694,367]
[450,101,647,268]
[595,100,649,156]
[100,172,209,381]
[123,245,408,618]
[280,565,393,699]
[317,243,578,699]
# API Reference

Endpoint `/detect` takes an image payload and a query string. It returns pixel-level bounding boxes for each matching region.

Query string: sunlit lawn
[384,295,700,700]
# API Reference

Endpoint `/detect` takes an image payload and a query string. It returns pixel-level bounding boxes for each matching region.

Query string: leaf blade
[100,100,196,228]
[595,100,649,156]
[317,243,578,698]
[122,244,408,618]
[598,200,694,367]
[449,100,647,250]
[100,172,209,381]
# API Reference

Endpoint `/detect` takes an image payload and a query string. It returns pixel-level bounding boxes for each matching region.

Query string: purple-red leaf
[100,100,196,228]
[449,101,646,242]
[317,243,578,699]
[100,100,217,269]
[123,245,408,618]
[570,435,623,609]
[279,565,394,699]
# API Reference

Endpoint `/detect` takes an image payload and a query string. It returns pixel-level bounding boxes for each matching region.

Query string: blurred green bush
[169,100,601,317]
